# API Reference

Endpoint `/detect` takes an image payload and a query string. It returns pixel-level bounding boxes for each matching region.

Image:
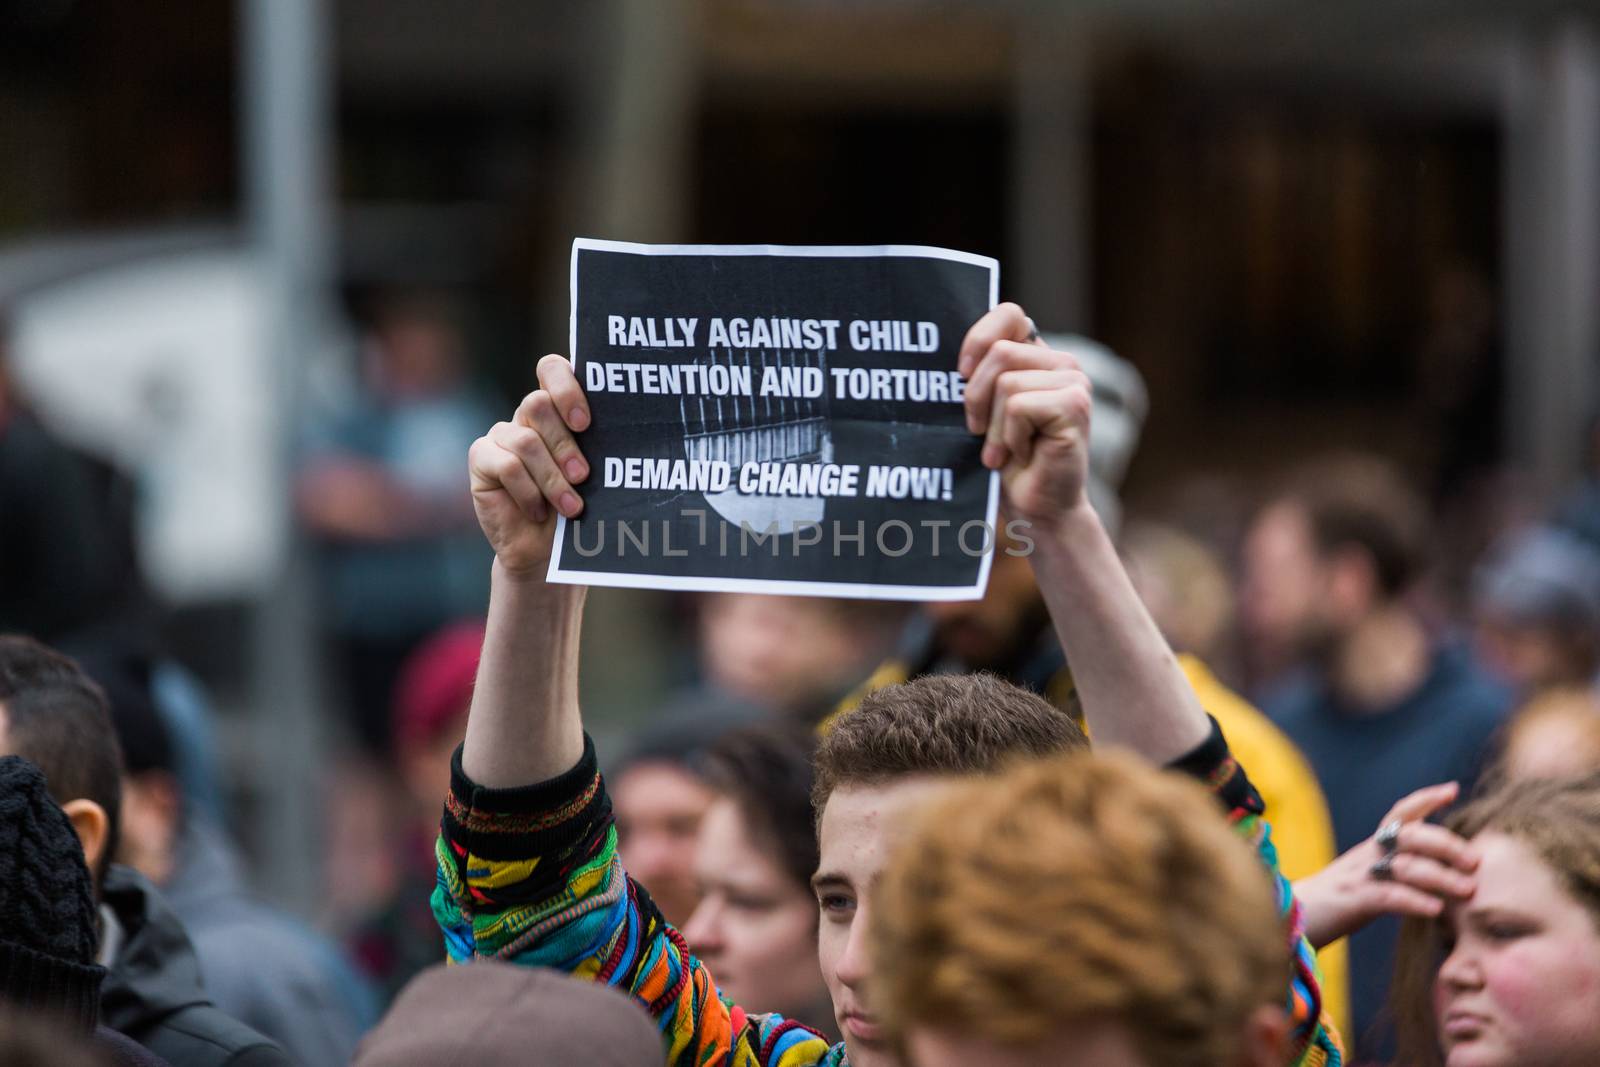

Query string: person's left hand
[958,303,1094,527]
[1294,782,1477,949]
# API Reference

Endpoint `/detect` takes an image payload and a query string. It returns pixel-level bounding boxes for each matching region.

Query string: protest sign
[548,238,1003,600]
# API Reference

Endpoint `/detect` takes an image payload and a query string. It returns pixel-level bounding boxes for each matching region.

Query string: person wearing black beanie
[0,636,286,1067]
[0,757,174,1067]
[0,754,106,1028]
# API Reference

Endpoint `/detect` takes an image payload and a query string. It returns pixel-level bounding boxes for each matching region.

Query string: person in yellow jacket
[818,334,1349,1038]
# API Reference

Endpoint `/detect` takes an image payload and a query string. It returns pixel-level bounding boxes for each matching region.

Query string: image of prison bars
[680,348,830,467]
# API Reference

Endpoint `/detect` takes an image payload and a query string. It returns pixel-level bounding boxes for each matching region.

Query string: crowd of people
[4,298,1600,1067]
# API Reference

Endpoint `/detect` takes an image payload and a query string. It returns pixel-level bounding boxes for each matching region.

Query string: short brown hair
[1278,453,1427,598]
[811,673,1087,814]
[872,750,1288,1066]
[701,721,818,893]
[1392,773,1600,1067]
[0,636,121,891]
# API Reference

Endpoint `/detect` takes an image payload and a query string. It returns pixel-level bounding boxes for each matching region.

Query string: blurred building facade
[6,1,1597,481]
[3,0,1600,904]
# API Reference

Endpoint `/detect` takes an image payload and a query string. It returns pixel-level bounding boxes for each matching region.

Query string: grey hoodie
[161,817,376,1067]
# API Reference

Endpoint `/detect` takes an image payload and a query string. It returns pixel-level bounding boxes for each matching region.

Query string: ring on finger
[1376,819,1403,855]
[1370,853,1397,882]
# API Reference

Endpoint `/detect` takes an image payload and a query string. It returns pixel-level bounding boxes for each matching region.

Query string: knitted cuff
[442,733,611,884]
[1167,714,1265,816]
[0,938,105,1031]
[448,733,599,816]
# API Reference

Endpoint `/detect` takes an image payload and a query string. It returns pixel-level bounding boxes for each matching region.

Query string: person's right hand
[468,353,592,577]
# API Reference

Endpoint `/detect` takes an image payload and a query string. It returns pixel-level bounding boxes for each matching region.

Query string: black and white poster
[547,239,1000,600]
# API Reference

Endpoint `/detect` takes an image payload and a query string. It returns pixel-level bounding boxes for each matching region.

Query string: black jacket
[96,1026,176,1067]
[0,410,123,641]
[99,866,293,1067]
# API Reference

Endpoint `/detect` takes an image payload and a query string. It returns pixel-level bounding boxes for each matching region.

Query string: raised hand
[461,353,592,787]
[1294,782,1476,949]
[957,303,1094,527]
[468,353,593,577]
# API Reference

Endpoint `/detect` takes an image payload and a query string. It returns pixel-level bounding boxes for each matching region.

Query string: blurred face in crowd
[682,798,828,1029]
[612,760,716,926]
[813,777,951,1067]
[1474,618,1591,695]
[701,596,876,712]
[1497,694,1600,782]
[369,310,465,400]
[399,711,469,825]
[923,550,1044,670]
[116,770,182,886]
[1121,524,1235,662]
[1240,502,1333,655]
[1433,832,1600,1067]
[700,595,909,715]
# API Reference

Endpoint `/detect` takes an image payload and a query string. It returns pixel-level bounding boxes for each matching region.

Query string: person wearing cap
[0,754,108,1029]
[0,755,172,1067]
[0,635,289,1067]
[1472,524,1600,699]
[354,962,664,1067]
[1470,527,1600,787]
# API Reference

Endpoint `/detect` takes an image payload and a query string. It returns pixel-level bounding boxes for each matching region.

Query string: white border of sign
[548,237,1002,602]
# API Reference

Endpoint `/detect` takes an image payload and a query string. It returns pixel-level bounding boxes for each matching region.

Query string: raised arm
[439,354,830,1067]
[960,307,1343,1065]
[460,353,593,786]
[958,305,1209,763]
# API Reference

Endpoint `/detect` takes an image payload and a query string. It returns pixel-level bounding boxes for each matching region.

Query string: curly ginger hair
[871,749,1290,1066]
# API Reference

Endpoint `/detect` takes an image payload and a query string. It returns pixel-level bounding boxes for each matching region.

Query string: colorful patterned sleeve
[432,735,835,1067]
[1171,718,1346,1067]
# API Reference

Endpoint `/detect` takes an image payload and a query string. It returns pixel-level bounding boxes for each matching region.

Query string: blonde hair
[871,750,1288,1065]
[1493,688,1600,785]
[1120,520,1235,660]
[1392,773,1600,1067]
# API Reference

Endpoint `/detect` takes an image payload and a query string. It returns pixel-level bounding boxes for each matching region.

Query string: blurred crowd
[6,287,1600,1067]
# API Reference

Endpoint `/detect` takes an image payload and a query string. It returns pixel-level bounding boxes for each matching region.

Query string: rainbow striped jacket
[433,723,1343,1066]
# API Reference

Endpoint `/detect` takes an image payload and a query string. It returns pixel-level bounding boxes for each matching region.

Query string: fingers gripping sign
[958,303,1093,525]
[468,354,593,577]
